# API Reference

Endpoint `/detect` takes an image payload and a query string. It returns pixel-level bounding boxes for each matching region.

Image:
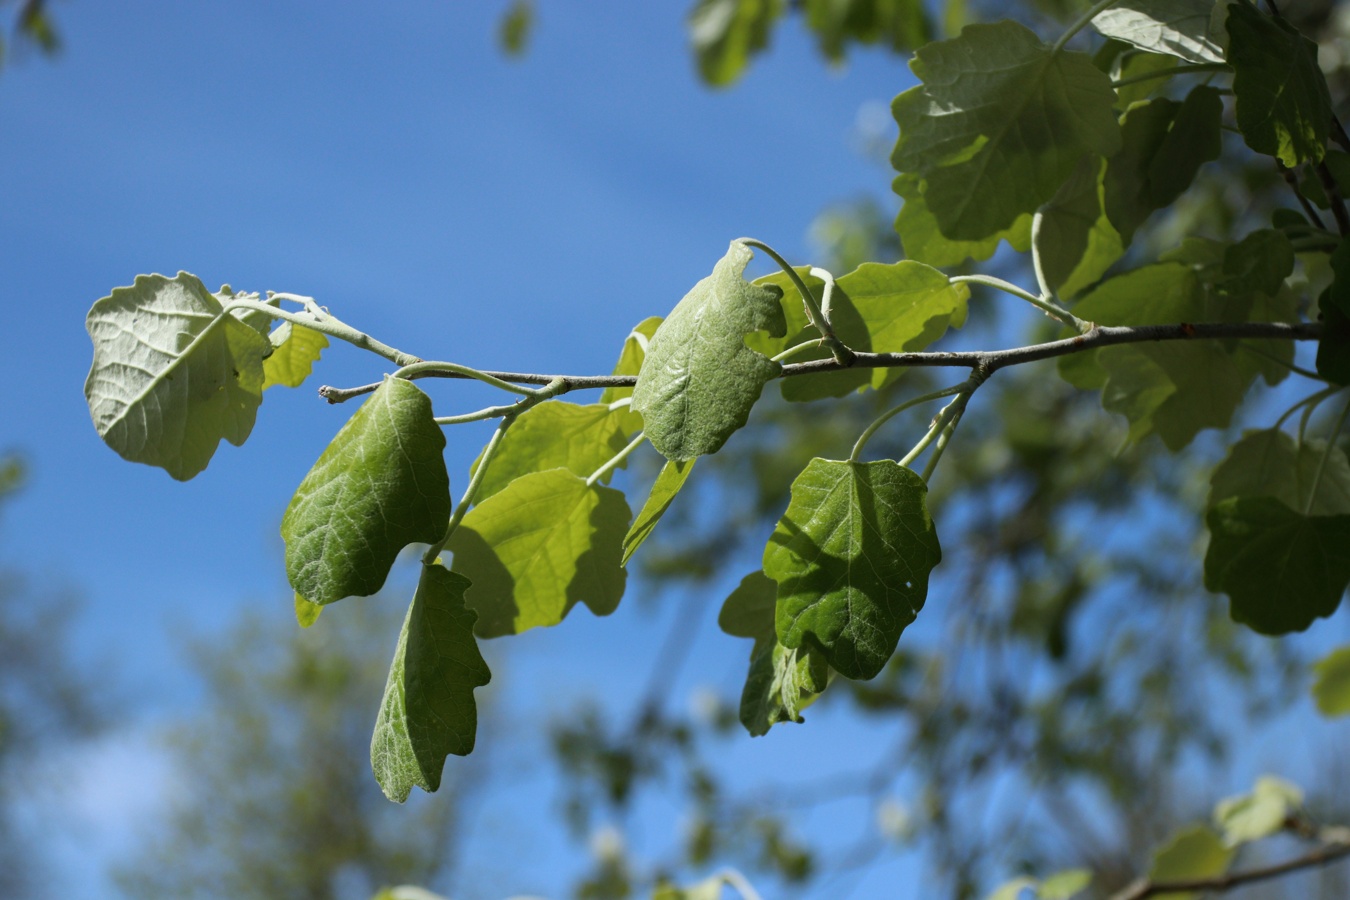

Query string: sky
[0,2,933,896]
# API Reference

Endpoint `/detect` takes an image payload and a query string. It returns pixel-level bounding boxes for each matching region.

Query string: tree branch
[1107,838,1350,900]
[316,321,1324,404]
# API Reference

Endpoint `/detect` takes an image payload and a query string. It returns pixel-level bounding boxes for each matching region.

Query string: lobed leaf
[893,174,1032,267]
[890,20,1120,240]
[263,322,328,390]
[631,240,786,460]
[85,272,271,480]
[1204,497,1350,635]
[622,458,696,566]
[281,377,451,606]
[371,565,491,802]
[1227,1,1332,168]
[448,468,630,638]
[765,458,940,681]
[1092,0,1225,64]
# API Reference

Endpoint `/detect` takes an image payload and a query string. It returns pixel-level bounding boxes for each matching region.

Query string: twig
[1278,161,1328,230]
[1108,838,1350,899]
[317,322,1323,404]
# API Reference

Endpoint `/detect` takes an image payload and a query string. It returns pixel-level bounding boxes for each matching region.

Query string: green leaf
[469,402,634,504]
[1035,156,1123,299]
[622,459,696,566]
[263,322,328,390]
[1317,241,1350,385]
[1110,50,1186,108]
[720,571,828,736]
[631,241,786,460]
[1227,1,1332,167]
[1147,825,1234,900]
[600,316,663,405]
[281,377,451,606]
[1038,869,1092,900]
[1092,0,1225,64]
[1223,229,1295,297]
[688,0,782,87]
[1104,87,1223,244]
[893,174,1032,267]
[1204,497,1350,635]
[802,0,931,62]
[448,468,630,638]
[84,272,271,481]
[498,0,533,56]
[653,874,727,900]
[890,20,1121,240]
[985,879,1036,900]
[1311,645,1350,716]
[294,593,323,628]
[765,459,940,681]
[1209,429,1350,516]
[371,565,491,802]
[1214,776,1303,846]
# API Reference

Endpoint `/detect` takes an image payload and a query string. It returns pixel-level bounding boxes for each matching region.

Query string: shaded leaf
[281,377,451,606]
[448,468,630,638]
[623,459,696,565]
[1204,497,1350,635]
[84,272,271,480]
[893,174,1032,267]
[688,0,782,87]
[1092,0,1224,64]
[1318,242,1350,384]
[470,402,634,503]
[891,20,1120,240]
[632,241,786,460]
[1311,645,1350,716]
[1227,1,1332,167]
[765,459,940,680]
[1209,428,1350,516]
[1214,776,1303,846]
[1035,155,1123,299]
[1147,825,1234,900]
[371,565,491,802]
[600,316,663,405]
[263,322,328,390]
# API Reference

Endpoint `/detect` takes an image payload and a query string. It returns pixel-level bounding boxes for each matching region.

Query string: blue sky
[0,2,934,896]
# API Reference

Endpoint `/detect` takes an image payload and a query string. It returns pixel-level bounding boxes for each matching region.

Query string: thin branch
[316,321,1323,404]
[1278,161,1328,230]
[1108,838,1350,900]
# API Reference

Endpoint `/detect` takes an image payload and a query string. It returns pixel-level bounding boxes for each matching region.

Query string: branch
[1108,838,1350,900]
[316,321,1324,404]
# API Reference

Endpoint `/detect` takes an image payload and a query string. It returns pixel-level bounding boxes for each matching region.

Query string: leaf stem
[1052,0,1120,55]
[1305,391,1350,514]
[1110,62,1230,88]
[921,405,967,482]
[1030,211,1056,303]
[423,415,516,564]
[1236,342,1330,382]
[1276,385,1341,430]
[850,384,969,463]
[737,238,857,366]
[393,360,538,397]
[223,298,421,368]
[772,340,826,363]
[586,432,647,487]
[948,274,1086,332]
[898,394,965,469]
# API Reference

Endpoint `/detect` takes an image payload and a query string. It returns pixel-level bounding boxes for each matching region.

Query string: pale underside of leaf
[1092,0,1225,64]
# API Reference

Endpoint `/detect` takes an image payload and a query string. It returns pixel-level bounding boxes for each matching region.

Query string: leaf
[1147,825,1234,900]
[1311,645,1350,716]
[498,0,533,56]
[281,377,451,606]
[371,565,491,802]
[1214,776,1303,846]
[1227,1,1332,168]
[719,572,828,735]
[1092,0,1225,64]
[263,322,328,390]
[622,459,696,566]
[84,272,271,480]
[1209,429,1350,516]
[802,0,931,62]
[294,593,323,628]
[1204,497,1350,635]
[631,241,786,460]
[1104,87,1223,244]
[985,879,1036,900]
[890,20,1121,240]
[1110,50,1185,108]
[1035,155,1123,299]
[1223,228,1295,297]
[469,402,634,504]
[893,174,1033,267]
[688,0,782,87]
[600,316,663,405]
[653,874,727,900]
[1317,241,1350,385]
[448,468,630,638]
[765,459,941,680]
[1038,869,1092,900]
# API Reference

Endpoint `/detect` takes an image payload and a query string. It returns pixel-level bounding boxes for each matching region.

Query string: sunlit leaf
[448,468,630,637]
[632,240,786,460]
[891,20,1120,240]
[600,316,663,405]
[281,377,451,605]
[1214,776,1303,846]
[1038,869,1092,900]
[371,565,491,802]
[85,272,271,480]
[688,0,782,87]
[1092,0,1225,64]
[469,402,634,503]
[802,0,931,62]
[1311,645,1350,717]
[263,322,328,390]
[1147,825,1233,900]
[893,174,1033,267]
[1204,497,1350,635]
[765,459,940,680]
[622,459,696,565]
[294,593,322,628]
